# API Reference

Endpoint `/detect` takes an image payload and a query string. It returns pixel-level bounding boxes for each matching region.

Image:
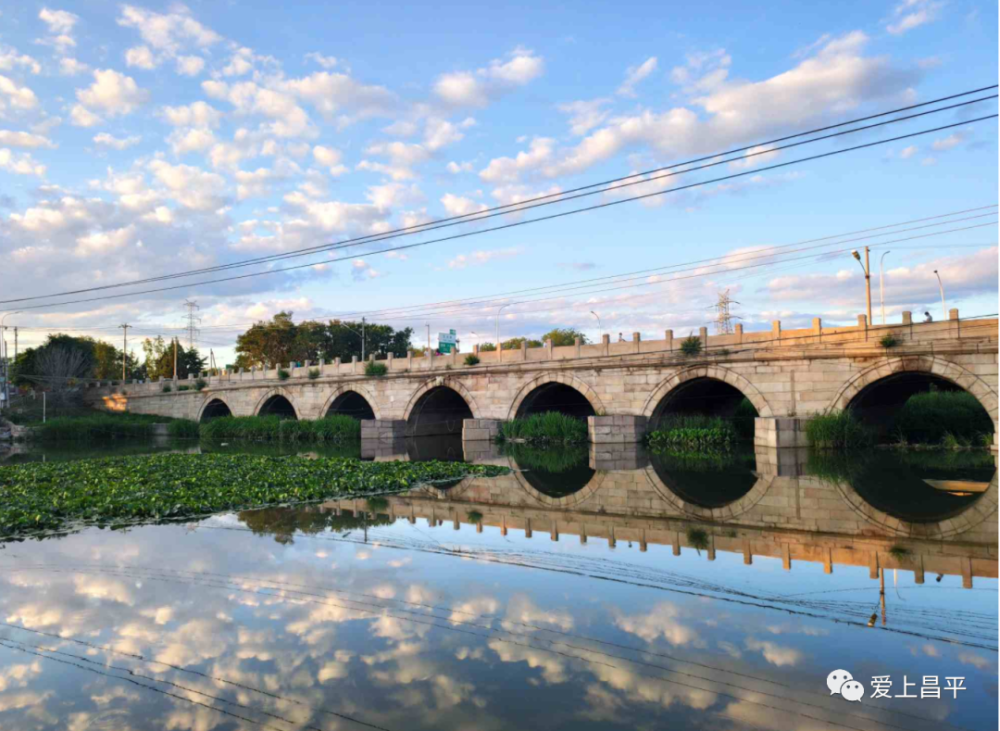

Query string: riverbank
[0,453,509,539]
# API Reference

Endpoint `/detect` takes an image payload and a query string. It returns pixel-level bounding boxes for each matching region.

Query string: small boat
[922,479,990,496]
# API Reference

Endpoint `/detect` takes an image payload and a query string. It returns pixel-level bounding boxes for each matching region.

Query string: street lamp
[590,311,602,342]
[879,251,891,325]
[851,248,872,325]
[496,303,512,363]
[933,269,946,321]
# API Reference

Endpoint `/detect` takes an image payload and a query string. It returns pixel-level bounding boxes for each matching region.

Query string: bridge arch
[643,465,775,521]
[506,373,605,421]
[253,388,300,420]
[198,396,233,423]
[828,355,998,420]
[321,385,381,420]
[642,365,774,425]
[404,377,481,437]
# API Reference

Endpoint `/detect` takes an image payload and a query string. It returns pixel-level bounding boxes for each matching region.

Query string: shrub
[177,385,191,392]
[194,378,207,391]
[277,368,290,381]
[167,419,199,438]
[464,354,480,366]
[687,528,710,551]
[680,335,702,357]
[888,545,912,561]
[805,410,874,448]
[893,390,993,444]
[365,361,388,377]
[647,426,735,450]
[879,333,900,349]
[498,411,588,443]
[467,510,484,524]
[366,496,389,512]
[308,368,321,380]
[478,343,497,352]
[161,384,172,393]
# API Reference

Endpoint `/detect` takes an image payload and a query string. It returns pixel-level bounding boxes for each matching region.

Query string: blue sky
[0,1,996,363]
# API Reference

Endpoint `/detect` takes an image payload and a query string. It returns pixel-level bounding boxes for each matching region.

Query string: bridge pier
[754,417,811,449]
[588,415,648,444]
[360,419,406,441]
[462,419,501,442]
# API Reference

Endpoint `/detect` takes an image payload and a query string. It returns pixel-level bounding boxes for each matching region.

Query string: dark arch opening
[506,444,595,498]
[651,377,758,439]
[847,372,993,443]
[326,390,376,421]
[650,449,758,509]
[259,394,297,420]
[406,386,473,437]
[515,382,596,421]
[200,398,232,423]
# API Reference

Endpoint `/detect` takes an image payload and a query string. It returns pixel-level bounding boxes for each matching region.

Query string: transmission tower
[183,300,201,349]
[713,289,741,335]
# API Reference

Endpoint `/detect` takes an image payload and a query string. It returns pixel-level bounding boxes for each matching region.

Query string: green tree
[541,328,587,346]
[148,340,205,379]
[502,337,543,350]
[478,342,497,352]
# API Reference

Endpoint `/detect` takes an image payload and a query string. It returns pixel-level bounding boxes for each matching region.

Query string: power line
[8,115,998,315]
[2,92,997,308]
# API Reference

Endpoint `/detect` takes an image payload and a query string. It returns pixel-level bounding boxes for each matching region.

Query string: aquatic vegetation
[805,410,874,448]
[24,413,197,441]
[200,414,361,442]
[888,545,912,561]
[0,453,509,538]
[467,510,484,523]
[500,442,590,473]
[687,527,710,551]
[166,419,200,438]
[646,426,735,450]
[498,412,588,443]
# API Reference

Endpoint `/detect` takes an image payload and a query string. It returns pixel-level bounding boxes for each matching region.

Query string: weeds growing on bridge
[0,454,510,539]
[200,414,361,442]
[364,361,388,377]
[498,412,588,443]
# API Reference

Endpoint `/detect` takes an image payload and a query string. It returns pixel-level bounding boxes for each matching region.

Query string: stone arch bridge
[90,312,998,446]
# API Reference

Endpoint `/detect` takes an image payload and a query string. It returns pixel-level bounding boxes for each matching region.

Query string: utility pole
[362,317,366,362]
[173,337,178,380]
[426,324,431,355]
[851,247,873,324]
[713,290,740,334]
[13,327,17,363]
[119,323,131,381]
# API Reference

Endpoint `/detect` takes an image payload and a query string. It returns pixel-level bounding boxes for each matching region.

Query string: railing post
[735,324,743,344]
[664,329,673,351]
[602,333,610,356]
[699,326,708,350]
[632,331,641,354]
[772,320,781,341]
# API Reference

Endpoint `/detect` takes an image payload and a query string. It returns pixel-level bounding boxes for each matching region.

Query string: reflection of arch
[197,396,233,422]
[403,378,482,422]
[253,388,300,419]
[642,366,774,420]
[830,470,998,539]
[513,463,607,509]
[643,466,774,520]
[321,385,381,420]
[507,374,605,421]
[828,356,998,419]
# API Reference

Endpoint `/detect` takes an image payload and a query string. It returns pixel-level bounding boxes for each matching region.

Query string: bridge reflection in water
[337,441,998,588]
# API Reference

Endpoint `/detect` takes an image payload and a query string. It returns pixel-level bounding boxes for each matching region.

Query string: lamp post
[851,247,872,325]
[590,311,602,342]
[496,303,512,363]
[933,269,946,321]
[0,311,21,412]
[879,251,891,325]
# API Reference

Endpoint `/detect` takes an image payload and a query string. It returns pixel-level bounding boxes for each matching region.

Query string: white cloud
[76,69,148,118]
[168,127,216,155]
[440,193,487,217]
[617,56,657,97]
[670,48,731,93]
[887,0,944,35]
[0,74,40,111]
[0,130,54,148]
[175,55,205,77]
[74,224,136,256]
[0,148,46,176]
[116,5,222,55]
[0,48,41,75]
[125,46,158,70]
[899,145,918,159]
[446,161,474,174]
[447,247,522,269]
[557,98,611,136]
[58,57,88,76]
[281,71,397,125]
[351,258,382,281]
[149,159,227,210]
[92,132,141,150]
[202,80,313,138]
[69,104,101,127]
[305,52,338,69]
[434,48,543,108]
[312,145,348,176]
[614,603,698,645]
[744,638,802,667]
[160,101,222,128]
[931,132,967,151]
[38,8,78,51]
[479,137,554,183]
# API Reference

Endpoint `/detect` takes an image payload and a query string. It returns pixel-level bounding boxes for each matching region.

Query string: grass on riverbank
[498,412,588,443]
[23,413,198,441]
[200,414,360,442]
[893,390,994,445]
[0,453,509,538]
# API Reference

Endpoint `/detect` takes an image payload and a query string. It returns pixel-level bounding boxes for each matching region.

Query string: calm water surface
[0,439,996,730]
